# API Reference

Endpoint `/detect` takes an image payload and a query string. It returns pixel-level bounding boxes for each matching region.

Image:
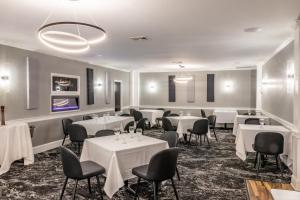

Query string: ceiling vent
[129,36,149,41]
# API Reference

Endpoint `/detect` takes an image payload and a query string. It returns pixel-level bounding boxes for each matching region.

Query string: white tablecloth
[235,124,292,165]
[232,115,270,136]
[140,109,164,125]
[74,116,134,136]
[167,116,212,139]
[0,122,34,175]
[80,135,168,198]
[213,109,238,124]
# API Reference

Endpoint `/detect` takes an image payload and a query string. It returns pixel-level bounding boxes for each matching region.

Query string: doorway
[114,81,121,112]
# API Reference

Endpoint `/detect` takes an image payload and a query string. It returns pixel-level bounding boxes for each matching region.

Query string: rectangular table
[80,135,169,198]
[235,124,291,165]
[167,116,212,139]
[140,109,164,125]
[0,122,34,175]
[73,116,134,136]
[232,115,270,136]
[213,109,238,124]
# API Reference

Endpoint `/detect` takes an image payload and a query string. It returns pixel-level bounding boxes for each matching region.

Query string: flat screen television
[51,96,79,112]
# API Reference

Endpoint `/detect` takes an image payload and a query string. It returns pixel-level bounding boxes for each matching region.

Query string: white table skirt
[74,116,134,135]
[167,116,212,139]
[80,135,168,198]
[232,115,270,136]
[213,110,238,124]
[235,124,292,165]
[0,122,34,175]
[140,109,164,125]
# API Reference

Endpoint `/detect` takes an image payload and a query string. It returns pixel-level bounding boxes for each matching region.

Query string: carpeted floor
[0,129,291,200]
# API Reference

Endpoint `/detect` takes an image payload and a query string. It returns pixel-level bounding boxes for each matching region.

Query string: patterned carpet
[0,129,291,200]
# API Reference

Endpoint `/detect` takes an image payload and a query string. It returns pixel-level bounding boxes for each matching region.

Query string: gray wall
[261,41,294,123]
[140,70,256,108]
[0,44,130,146]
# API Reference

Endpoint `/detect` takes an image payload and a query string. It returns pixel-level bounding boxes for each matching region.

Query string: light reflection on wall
[148,81,157,93]
[223,80,234,93]
[286,60,295,94]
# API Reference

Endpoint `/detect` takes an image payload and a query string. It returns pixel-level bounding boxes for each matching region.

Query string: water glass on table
[129,126,135,138]
[114,128,121,141]
[259,118,264,127]
[136,128,143,141]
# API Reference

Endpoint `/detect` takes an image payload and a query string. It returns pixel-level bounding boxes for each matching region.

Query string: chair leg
[206,135,210,146]
[275,155,279,169]
[189,133,192,144]
[256,152,261,177]
[88,178,92,194]
[171,178,179,200]
[153,181,158,200]
[277,155,284,178]
[134,177,141,199]
[72,180,78,200]
[176,167,181,181]
[96,175,104,200]
[213,128,218,142]
[254,152,258,168]
[62,135,67,145]
[59,177,68,200]
[200,135,202,146]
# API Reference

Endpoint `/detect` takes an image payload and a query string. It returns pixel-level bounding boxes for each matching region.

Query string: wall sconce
[148,82,157,93]
[0,73,10,93]
[223,80,234,93]
[95,82,102,88]
[287,60,295,94]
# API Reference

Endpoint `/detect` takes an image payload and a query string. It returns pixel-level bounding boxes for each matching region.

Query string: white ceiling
[0,0,299,72]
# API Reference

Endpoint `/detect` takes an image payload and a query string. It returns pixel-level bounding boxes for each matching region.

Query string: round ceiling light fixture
[38,21,106,54]
[244,27,262,33]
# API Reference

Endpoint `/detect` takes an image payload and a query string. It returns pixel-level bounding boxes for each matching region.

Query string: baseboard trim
[33,138,70,154]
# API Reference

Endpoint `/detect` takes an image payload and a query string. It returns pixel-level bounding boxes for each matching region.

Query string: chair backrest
[157,108,165,111]
[160,131,178,148]
[200,109,206,118]
[147,148,179,181]
[68,124,88,143]
[169,113,179,117]
[192,119,209,135]
[62,118,73,136]
[207,115,216,127]
[124,121,135,133]
[245,118,260,125]
[83,115,92,120]
[130,108,136,116]
[136,118,146,132]
[254,132,284,154]
[162,117,174,132]
[95,129,114,137]
[163,110,171,117]
[133,110,143,122]
[60,146,82,179]
[120,113,130,116]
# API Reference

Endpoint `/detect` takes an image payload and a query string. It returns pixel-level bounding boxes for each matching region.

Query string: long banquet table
[232,115,270,136]
[0,121,34,175]
[235,124,292,165]
[167,116,212,139]
[73,116,134,136]
[80,135,168,198]
[140,109,164,125]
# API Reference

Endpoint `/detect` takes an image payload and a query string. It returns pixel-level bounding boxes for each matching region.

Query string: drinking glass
[136,128,143,141]
[248,110,251,116]
[114,128,121,141]
[129,126,135,138]
[259,118,264,127]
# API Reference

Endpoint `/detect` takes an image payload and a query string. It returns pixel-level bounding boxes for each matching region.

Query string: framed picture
[51,95,80,113]
[51,73,80,95]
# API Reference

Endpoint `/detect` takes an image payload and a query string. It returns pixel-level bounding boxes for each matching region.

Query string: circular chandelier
[38,21,106,54]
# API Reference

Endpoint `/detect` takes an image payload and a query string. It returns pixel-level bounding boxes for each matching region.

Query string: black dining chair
[162,117,177,133]
[200,109,206,118]
[120,113,130,116]
[253,132,284,177]
[95,129,115,137]
[68,124,88,154]
[136,118,147,133]
[124,121,135,133]
[188,119,209,146]
[160,131,181,181]
[59,146,105,200]
[83,115,93,120]
[156,110,171,127]
[62,118,73,145]
[132,148,180,200]
[130,108,137,116]
[169,113,180,117]
[207,115,218,142]
[133,110,143,122]
[245,118,260,125]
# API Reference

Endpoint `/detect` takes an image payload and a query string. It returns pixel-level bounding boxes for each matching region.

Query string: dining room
[1,0,300,200]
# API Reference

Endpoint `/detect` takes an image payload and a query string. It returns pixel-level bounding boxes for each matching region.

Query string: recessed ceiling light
[179,65,185,69]
[129,36,148,41]
[244,27,262,33]
[172,61,183,64]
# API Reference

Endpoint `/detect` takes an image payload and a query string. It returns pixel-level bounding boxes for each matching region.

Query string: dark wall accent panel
[26,56,39,110]
[105,72,111,104]
[86,68,94,105]
[168,75,176,102]
[207,74,215,102]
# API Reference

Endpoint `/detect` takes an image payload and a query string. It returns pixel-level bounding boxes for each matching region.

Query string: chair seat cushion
[156,117,162,121]
[132,164,149,180]
[187,128,193,133]
[80,161,105,179]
